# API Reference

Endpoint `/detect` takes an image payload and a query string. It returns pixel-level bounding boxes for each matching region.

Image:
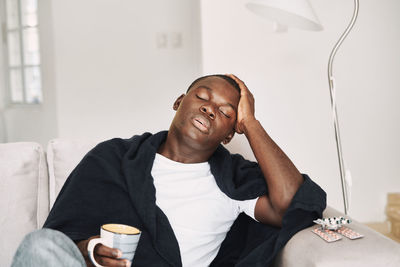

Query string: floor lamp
[245,0,360,215]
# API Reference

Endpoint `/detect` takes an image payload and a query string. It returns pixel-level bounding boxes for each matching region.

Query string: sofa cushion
[47,139,99,208]
[0,142,49,267]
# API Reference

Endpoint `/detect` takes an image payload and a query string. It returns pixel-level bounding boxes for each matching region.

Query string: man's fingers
[93,244,130,267]
[226,73,243,84]
[94,254,131,267]
[226,74,252,95]
[95,243,122,258]
[226,74,244,86]
[227,74,255,105]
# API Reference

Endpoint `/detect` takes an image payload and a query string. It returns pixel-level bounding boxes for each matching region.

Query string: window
[2,0,42,104]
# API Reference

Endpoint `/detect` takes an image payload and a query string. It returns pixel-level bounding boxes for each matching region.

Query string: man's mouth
[192,115,211,133]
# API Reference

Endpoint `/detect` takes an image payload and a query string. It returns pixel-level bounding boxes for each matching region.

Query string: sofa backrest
[46,138,100,208]
[0,142,49,267]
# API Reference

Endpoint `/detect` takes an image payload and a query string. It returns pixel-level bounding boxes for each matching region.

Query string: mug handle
[87,237,107,267]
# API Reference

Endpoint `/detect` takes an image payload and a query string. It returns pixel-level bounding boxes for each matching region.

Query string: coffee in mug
[87,224,141,267]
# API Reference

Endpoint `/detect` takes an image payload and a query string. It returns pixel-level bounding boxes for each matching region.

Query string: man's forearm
[243,119,303,215]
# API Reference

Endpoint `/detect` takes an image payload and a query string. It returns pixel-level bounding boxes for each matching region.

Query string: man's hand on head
[226,74,257,134]
[226,74,303,220]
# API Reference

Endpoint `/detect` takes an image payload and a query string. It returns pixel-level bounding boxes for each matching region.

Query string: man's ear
[173,94,186,111]
[222,131,235,145]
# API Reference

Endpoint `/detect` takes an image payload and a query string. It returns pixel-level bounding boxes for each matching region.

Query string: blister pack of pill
[336,226,364,240]
[313,216,351,230]
[312,227,342,242]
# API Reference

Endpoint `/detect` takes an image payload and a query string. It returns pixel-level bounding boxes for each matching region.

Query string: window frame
[1,0,43,106]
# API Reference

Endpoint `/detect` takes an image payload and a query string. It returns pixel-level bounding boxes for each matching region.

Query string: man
[12,74,326,267]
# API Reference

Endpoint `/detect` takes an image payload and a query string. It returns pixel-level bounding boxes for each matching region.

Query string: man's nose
[200,105,215,120]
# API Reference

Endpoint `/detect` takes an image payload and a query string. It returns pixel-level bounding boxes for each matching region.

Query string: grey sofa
[1,140,400,267]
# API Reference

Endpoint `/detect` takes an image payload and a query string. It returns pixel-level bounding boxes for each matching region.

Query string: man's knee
[11,228,85,267]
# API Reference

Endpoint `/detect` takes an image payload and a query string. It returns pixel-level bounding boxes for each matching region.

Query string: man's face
[171,76,240,151]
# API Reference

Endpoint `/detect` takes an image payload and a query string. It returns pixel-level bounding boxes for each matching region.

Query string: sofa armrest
[273,206,400,267]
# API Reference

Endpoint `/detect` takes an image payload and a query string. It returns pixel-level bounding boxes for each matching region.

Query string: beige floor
[364,221,400,243]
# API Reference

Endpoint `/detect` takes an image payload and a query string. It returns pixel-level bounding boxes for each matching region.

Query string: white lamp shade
[246,0,323,31]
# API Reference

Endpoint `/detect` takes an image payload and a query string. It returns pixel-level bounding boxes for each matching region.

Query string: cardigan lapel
[208,145,233,196]
[122,131,182,267]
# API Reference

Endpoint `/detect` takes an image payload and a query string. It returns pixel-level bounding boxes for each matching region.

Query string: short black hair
[186,74,240,94]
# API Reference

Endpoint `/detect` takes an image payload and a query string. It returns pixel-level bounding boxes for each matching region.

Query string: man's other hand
[75,236,131,267]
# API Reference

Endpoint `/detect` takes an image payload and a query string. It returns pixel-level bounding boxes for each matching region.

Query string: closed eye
[196,95,206,101]
[220,110,230,118]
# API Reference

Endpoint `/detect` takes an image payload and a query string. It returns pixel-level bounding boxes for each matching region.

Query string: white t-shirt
[151,153,259,267]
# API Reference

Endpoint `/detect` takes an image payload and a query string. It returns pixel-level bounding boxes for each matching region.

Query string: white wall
[51,0,202,141]
[201,0,400,222]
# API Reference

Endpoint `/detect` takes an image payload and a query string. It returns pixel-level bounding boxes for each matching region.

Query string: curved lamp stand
[328,0,359,215]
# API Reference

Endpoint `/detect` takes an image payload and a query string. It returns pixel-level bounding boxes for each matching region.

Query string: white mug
[87,224,141,267]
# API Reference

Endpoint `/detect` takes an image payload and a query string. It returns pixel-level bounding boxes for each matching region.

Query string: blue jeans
[11,228,86,267]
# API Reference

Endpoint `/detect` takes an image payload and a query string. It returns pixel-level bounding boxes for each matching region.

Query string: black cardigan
[44,131,326,267]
